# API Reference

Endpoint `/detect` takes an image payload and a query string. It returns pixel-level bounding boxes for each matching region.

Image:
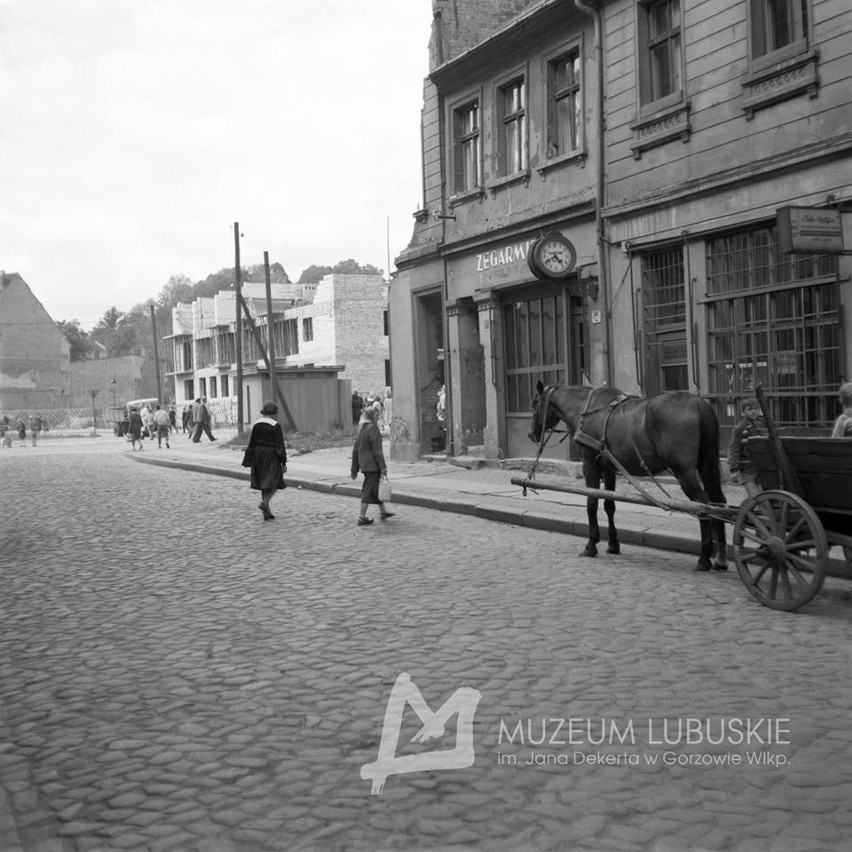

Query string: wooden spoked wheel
[733,490,828,611]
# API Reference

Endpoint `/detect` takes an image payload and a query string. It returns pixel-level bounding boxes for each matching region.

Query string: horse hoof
[581,547,598,558]
[713,564,729,572]
[607,545,621,555]
[694,562,712,572]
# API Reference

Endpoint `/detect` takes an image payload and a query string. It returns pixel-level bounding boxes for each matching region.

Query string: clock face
[529,233,576,280]
[540,238,574,274]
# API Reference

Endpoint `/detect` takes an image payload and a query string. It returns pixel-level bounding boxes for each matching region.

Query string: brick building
[165,273,389,429]
[0,272,71,410]
[389,0,852,460]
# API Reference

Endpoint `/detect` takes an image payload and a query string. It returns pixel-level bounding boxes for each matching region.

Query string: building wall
[0,272,71,410]
[67,355,155,411]
[391,0,852,460]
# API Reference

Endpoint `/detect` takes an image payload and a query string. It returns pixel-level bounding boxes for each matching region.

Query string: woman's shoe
[357,516,374,526]
[259,502,273,521]
[380,511,395,521]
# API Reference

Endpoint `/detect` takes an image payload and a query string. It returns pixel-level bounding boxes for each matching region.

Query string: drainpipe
[574,0,612,386]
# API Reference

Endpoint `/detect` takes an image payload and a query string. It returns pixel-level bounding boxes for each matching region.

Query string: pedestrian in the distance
[727,397,765,498]
[181,404,191,434]
[17,420,26,447]
[153,404,171,449]
[350,406,393,526]
[128,407,144,451]
[351,392,363,426]
[241,401,287,521]
[192,397,217,443]
[29,414,40,446]
[168,404,177,433]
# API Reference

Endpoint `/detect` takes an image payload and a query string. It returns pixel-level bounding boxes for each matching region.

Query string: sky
[0,0,433,329]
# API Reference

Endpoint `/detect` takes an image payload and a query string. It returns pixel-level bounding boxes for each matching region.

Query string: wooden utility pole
[149,302,163,404]
[234,223,244,436]
[263,251,277,416]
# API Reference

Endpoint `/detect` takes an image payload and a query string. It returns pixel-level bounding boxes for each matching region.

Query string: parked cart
[513,386,852,612]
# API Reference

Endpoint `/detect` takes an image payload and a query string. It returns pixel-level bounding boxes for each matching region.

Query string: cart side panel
[746,437,852,517]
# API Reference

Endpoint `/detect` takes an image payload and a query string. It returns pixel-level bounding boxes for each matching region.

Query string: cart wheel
[733,490,828,611]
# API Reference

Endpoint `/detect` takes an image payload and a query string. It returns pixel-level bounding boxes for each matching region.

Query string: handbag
[378,477,392,503]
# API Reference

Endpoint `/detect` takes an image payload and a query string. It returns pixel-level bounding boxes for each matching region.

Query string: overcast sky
[0,0,432,328]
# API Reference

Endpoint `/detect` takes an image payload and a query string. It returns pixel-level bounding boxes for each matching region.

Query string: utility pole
[149,302,163,404]
[263,251,277,416]
[234,222,244,436]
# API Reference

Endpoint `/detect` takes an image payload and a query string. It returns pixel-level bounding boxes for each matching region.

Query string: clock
[528,231,577,281]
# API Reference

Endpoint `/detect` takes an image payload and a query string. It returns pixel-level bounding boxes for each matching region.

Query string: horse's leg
[675,470,715,572]
[603,466,620,554]
[582,458,600,558]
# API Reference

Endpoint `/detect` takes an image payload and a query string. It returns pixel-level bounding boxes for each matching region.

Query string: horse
[529,382,728,572]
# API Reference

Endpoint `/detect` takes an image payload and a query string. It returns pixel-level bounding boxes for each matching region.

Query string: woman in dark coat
[350,406,393,526]
[128,407,144,451]
[242,401,287,520]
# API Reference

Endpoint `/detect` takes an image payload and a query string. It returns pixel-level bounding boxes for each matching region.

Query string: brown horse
[529,382,728,572]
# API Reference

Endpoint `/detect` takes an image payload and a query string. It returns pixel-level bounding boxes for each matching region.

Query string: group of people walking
[125,398,217,451]
[0,414,47,447]
[242,398,392,526]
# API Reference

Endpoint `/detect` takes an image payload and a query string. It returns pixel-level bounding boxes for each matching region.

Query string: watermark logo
[360,672,482,795]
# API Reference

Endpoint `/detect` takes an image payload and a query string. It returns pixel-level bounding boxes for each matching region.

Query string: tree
[332,258,383,276]
[297,264,334,285]
[157,274,194,310]
[56,319,93,361]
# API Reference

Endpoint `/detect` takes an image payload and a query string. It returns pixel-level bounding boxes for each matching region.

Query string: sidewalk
[129,428,750,562]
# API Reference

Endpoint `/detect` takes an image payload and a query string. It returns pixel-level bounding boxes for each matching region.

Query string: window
[641,248,688,395]
[183,379,194,400]
[498,78,527,175]
[383,310,389,337]
[181,339,193,371]
[209,376,217,399]
[302,317,314,343]
[282,319,299,356]
[547,49,581,159]
[751,0,808,65]
[220,375,229,398]
[216,330,234,366]
[452,99,481,194]
[637,0,683,111]
[704,225,840,443]
[199,377,207,398]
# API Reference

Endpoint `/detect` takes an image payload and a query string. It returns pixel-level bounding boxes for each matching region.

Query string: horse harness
[531,385,675,505]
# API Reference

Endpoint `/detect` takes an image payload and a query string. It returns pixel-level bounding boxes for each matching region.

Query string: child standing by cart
[831,382,852,438]
[728,397,766,498]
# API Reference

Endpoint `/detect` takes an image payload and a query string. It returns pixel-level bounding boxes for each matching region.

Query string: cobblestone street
[2,442,852,851]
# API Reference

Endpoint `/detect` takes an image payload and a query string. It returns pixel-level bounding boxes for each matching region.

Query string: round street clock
[528,231,577,281]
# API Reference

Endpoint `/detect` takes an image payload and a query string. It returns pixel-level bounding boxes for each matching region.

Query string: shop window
[302,317,314,343]
[497,77,527,176]
[452,98,481,195]
[641,247,689,395]
[503,294,567,414]
[546,48,582,160]
[704,224,840,442]
[637,0,683,113]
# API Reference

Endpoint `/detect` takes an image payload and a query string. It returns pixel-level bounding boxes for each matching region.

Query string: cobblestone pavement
[2,442,852,852]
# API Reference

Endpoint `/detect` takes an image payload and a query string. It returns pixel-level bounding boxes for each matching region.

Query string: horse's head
[529,380,559,444]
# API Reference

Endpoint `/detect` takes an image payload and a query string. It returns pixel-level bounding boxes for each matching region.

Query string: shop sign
[476,239,534,273]
[777,206,844,254]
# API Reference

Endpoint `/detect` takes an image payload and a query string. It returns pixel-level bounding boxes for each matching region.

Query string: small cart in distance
[732,397,852,611]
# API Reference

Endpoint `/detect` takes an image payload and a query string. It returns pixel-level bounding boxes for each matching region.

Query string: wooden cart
[732,433,852,611]
[511,387,852,612]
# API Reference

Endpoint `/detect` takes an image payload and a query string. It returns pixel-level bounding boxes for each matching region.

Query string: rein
[524,386,678,509]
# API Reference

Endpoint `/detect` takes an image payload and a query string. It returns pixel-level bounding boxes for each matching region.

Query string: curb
[129,453,705,559]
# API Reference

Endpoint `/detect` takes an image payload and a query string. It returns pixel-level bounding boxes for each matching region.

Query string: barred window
[705,224,840,440]
[641,247,688,394]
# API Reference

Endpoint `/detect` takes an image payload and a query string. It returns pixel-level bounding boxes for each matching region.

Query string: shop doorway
[415,291,445,454]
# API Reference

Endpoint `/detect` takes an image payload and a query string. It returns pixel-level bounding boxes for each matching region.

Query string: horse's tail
[697,399,724,503]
